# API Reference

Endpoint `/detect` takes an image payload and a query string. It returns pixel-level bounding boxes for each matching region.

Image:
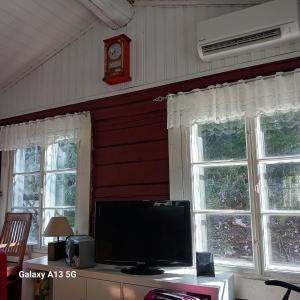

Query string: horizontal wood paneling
[93,140,168,165]
[91,100,165,121]
[93,122,167,147]
[87,84,169,236]
[93,111,166,131]
[91,95,168,197]
[94,194,168,201]
[94,183,169,197]
[2,3,300,119]
[94,183,169,199]
[93,160,169,186]
[90,92,169,235]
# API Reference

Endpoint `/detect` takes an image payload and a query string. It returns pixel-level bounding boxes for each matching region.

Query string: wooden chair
[0,212,32,300]
[0,250,7,300]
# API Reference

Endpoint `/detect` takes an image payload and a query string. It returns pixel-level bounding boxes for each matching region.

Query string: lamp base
[48,240,66,261]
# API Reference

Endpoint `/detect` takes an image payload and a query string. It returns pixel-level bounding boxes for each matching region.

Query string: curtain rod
[153,68,300,102]
[0,111,89,128]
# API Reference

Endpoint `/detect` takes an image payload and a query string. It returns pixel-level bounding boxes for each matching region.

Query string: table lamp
[43,217,73,261]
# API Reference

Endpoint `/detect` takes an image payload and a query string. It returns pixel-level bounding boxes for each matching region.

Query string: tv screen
[95,200,192,275]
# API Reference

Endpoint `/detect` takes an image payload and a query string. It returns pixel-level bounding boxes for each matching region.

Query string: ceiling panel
[0,0,97,90]
[133,0,268,5]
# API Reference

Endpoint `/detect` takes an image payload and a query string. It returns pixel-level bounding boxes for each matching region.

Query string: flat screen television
[95,200,192,275]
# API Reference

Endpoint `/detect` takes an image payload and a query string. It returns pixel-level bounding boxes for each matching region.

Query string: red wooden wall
[91,98,169,200]
[90,97,169,233]
[1,56,300,233]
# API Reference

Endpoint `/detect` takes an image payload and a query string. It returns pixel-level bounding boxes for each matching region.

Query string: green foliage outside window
[203,166,249,210]
[199,120,246,161]
[261,111,300,157]
[12,141,77,245]
[196,111,300,267]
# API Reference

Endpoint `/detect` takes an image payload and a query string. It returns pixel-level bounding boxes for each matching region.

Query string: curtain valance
[0,112,90,151]
[167,69,300,128]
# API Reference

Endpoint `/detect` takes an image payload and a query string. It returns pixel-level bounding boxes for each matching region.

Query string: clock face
[108,42,122,60]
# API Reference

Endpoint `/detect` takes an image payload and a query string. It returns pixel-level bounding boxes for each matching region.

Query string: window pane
[260,111,300,157]
[12,174,40,208]
[196,120,246,161]
[13,208,39,244]
[44,173,77,207]
[195,214,253,265]
[193,165,250,210]
[261,162,300,210]
[14,146,41,173]
[266,215,300,268]
[43,209,75,245]
[45,142,77,170]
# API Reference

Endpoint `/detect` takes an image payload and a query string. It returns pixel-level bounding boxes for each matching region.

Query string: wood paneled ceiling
[133,0,268,5]
[0,0,268,92]
[0,0,97,90]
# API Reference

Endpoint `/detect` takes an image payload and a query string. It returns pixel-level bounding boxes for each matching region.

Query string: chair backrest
[0,250,7,300]
[0,213,32,265]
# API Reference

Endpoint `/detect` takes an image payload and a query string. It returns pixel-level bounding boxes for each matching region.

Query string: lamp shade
[43,217,73,237]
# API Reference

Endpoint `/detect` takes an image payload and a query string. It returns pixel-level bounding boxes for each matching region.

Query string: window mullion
[12,170,41,176]
[258,155,300,163]
[7,151,15,212]
[246,117,264,275]
[193,210,251,214]
[39,146,46,248]
[44,169,76,174]
[192,160,248,167]
[261,210,300,215]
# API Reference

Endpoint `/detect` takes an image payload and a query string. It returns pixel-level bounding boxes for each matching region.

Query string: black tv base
[121,265,164,275]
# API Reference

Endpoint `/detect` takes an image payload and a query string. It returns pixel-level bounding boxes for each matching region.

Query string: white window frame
[169,117,300,281]
[8,144,77,247]
[0,128,91,251]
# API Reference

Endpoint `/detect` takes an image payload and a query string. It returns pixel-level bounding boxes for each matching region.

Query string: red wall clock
[103,34,131,85]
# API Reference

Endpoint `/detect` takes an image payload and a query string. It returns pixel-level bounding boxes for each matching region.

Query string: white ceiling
[0,0,97,90]
[0,0,268,92]
[133,0,268,5]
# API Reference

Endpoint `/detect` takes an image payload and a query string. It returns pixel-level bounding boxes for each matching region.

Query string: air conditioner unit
[197,0,300,61]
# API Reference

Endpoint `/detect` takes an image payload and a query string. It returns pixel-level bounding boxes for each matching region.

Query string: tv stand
[121,265,164,275]
[22,256,234,300]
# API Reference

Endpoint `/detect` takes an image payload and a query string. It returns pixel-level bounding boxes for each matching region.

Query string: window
[191,120,253,268]
[258,112,300,272]
[180,110,300,274]
[10,142,78,246]
[0,112,91,248]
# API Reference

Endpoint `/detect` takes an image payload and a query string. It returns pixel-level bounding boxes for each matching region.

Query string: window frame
[256,115,300,275]
[169,117,300,281]
[0,112,91,254]
[190,118,259,271]
[8,148,43,247]
[8,143,78,248]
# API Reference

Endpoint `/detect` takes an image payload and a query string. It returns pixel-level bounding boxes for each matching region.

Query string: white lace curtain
[0,112,90,151]
[167,69,300,128]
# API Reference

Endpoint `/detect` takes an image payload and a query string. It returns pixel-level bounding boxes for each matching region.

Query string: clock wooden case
[103,34,131,85]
